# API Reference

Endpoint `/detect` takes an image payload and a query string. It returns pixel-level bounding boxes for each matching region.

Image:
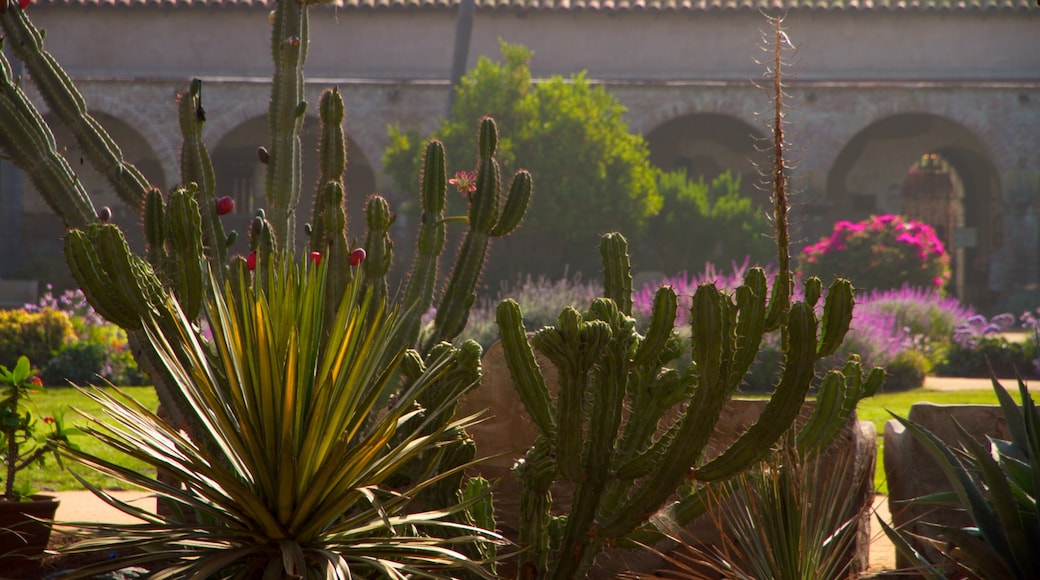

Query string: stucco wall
[29,8,1040,82]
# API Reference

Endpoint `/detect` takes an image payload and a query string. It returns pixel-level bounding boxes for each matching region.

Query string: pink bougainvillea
[798,214,951,294]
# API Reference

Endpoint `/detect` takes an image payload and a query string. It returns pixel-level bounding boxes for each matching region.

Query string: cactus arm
[596,285,736,540]
[726,268,769,386]
[696,301,819,482]
[551,300,631,580]
[601,232,633,317]
[514,438,556,575]
[361,195,393,308]
[633,286,678,366]
[0,50,96,228]
[311,89,346,246]
[794,370,846,453]
[177,81,227,273]
[165,189,206,321]
[265,0,308,249]
[530,313,583,482]
[429,131,501,346]
[309,87,349,289]
[65,229,141,329]
[817,278,855,357]
[143,188,167,268]
[488,169,532,237]
[397,140,448,352]
[1,7,149,211]
[495,300,557,440]
[314,182,351,328]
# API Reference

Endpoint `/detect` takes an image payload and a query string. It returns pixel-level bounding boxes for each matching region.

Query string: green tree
[384,42,660,282]
[636,169,774,274]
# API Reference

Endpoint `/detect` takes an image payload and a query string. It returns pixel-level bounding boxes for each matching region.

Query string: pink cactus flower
[449,171,477,195]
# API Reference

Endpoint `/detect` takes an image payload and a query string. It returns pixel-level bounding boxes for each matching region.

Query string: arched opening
[644,113,767,200]
[18,113,165,290]
[900,153,967,298]
[211,116,377,251]
[825,113,1001,308]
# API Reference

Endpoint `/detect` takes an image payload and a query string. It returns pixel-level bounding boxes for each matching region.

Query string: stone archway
[825,113,1001,307]
[644,112,767,200]
[17,112,166,290]
[210,116,377,252]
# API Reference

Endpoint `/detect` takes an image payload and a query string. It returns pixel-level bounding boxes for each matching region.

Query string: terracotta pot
[0,494,60,578]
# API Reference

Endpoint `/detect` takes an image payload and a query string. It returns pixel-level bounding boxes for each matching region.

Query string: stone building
[0,0,1037,311]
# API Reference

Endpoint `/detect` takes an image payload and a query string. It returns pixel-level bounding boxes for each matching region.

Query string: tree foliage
[384,42,660,282]
[635,169,774,275]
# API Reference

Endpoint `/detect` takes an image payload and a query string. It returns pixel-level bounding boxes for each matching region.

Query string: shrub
[635,170,773,276]
[384,41,660,282]
[798,214,951,295]
[936,312,1038,378]
[0,308,75,370]
[854,285,973,367]
[464,273,603,351]
[883,350,930,392]
[41,340,107,386]
[632,258,775,327]
[25,286,147,386]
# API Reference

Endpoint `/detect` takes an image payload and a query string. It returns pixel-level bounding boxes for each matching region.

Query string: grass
[26,385,158,493]
[856,386,1025,494]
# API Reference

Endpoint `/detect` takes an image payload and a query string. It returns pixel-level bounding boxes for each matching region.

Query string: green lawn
[856,386,1025,494]
[26,381,1024,496]
[27,385,158,493]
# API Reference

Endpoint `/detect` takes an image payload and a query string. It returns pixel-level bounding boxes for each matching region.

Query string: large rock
[884,403,1010,571]
[463,339,876,577]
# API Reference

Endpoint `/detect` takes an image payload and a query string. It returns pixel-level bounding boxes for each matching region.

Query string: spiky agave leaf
[55,255,503,578]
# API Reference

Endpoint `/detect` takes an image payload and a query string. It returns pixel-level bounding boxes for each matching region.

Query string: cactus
[491,19,883,577]
[495,234,884,578]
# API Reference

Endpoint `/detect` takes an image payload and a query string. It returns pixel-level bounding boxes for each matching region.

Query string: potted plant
[0,355,70,577]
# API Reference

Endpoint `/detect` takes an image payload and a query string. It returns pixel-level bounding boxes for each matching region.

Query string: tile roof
[30,0,1040,11]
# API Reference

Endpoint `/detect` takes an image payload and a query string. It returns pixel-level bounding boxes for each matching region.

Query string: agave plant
[53,256,502,579]
[880,376,1040,580]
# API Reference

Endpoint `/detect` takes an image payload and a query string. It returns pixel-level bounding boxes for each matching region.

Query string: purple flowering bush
[465,273,604,351]
[632,258,775,327]
[935,311,1038,378]
[798,214,952,295]
[25,286,148,386]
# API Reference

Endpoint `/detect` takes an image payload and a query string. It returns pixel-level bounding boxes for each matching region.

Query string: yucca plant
[53,256,503,579]
[880,376,1040,580]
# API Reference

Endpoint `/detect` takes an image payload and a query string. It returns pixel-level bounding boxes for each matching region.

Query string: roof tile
[31,0,1040,11]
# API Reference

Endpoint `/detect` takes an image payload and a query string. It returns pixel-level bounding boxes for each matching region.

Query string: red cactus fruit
[216,196,235,216]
